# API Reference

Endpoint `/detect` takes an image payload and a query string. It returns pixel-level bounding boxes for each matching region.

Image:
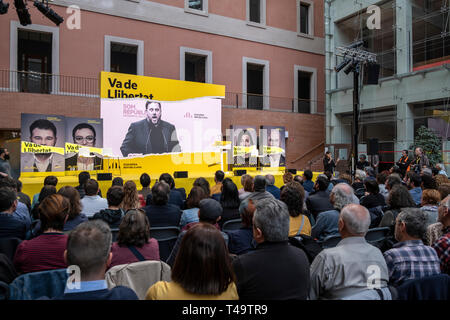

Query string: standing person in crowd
[306,175,334,221]
[280,182,311,237]
[16,180,31,212]
[32,175,58,210]
[80,179,108,218]
[218,178,241,228]
[57,186,87,232]
[14,194,69,274]
[356,154,370,171]
[109,209,159,268]
[92,186,125,229]
[265,174,280,199]
[58,220,138,300]
[147,223,238,300]
[396,150,412,177]
[0,147,11,177]
[210,170,224,196]
[138,173,151,207]
[432,195,450,274]
[0,187,28,239]
[310,204,390,300]
[238,175,254,201]
[323,151,339,175]
[232,198,310,300]
[406,172,422,206]
[143,181,181,228]
[179,186,208,230]
[411,147,430,174]
[384,208,441,286]
[420,189,440,227]
[302,170,314,193]
[75,171,89,199]
[122,180,140,211]
[226,199,257,255]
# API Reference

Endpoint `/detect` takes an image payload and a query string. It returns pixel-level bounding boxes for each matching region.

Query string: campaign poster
[20,113,66,173]
[100,97,222,157]
[65,117,104,171]
[231,125,258,167]
[260,126,286,167]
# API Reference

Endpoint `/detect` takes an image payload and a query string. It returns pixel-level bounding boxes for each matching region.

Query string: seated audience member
[420,189,440,227]
[31,185,57,220]
[57,186,87,232]
[226,199,257,255]
[352,170,366,192]
[109,209,159,268]
[143,181,181,228]
[310,204,390,300]
[248,175,275,202]
[335,172,352,186]
[280,182,311,237]
[167,199,228,267]
[146,223,238,300]
[238,174,249,195]
[172,179,187,202]
[239,175,254,201]
[306,175,334,221]
[360,179,386,209]
[210,170,224,196]
[384,208,441,286]
[80,179,108,218]
[377,171,390,200]
[192,177,211,200]
[265,174,280,199]
[434,174,449,188]
[426,222,444,246]
[111,177,124,187]
[438,183,450,201]
[179,187,208,229]
[75,171,89,199]
[219,178,241,228]
[435,163,448,177]
[421,174,437,190]
[432,195,450,274]
[302,170,314,193]
[232,198,310,300]
[31,175,58,209]
[58,220,138,300]
[122,180,140,212]
[0,187,27,239]
[148,173,184,208]
[16,180,31,212]
[406,172,422,206]
[311,183,358,242]
[280,172,294,193]
[138,173,151,200]
[364,166,376,180]
[0,177,31,230]
[92,186,125,228]
[14,194,69,274]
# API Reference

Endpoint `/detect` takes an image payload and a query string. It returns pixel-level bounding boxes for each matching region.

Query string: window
[294,65,317,113]
[180,47,212,83]
[188,0,203,10]
[104,36,144,75]
[300,3,309,34]
[297,0,314,36]
[185,0,208,16]
[243,57,269,110]
[246,0,266,26]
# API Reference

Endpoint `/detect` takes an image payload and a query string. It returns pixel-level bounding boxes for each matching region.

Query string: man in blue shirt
[0,187,28,239]
[58,220,138,300]
[302,170,314,193]
[406,172,422,206]
[265,174,280,199]
[0,176,31,231]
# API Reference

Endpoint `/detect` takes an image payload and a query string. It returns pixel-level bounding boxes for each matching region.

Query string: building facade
[325,0,450,172]
[0,0,326,178]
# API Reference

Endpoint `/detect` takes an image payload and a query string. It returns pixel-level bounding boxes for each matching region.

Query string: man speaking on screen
[120,101,181,157]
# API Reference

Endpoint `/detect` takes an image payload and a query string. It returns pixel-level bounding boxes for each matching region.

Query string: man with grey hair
[264,174,280,199]
[232,198,310,299]
[384,208,441,287]
[311,183,358,242]
[248,175,275,203]
[310,204,390,300]
[57,220,138,300]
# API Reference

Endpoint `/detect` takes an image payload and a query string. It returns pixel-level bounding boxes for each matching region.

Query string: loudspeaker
[174,171,188,179]
[287,169,297,174]
[97,173,112,181]
[234,169,247,176]
[364,63,380,85]
[367,138,379,155]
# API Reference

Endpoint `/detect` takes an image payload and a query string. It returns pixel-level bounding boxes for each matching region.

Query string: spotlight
[0,0,9,15]
[15,0,32,26]
[34,0,64,26]
[335,58,351,73]
[348,40,364,49]
[344,60,358,75]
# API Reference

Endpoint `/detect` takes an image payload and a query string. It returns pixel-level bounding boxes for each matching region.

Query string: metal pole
[352,64,360,177]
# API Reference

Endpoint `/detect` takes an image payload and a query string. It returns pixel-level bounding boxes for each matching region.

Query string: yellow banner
[100,72,225,100]
[263,146,285,154]
[21,141,65,155]
[233,146,257,156]
[65,143,103,155]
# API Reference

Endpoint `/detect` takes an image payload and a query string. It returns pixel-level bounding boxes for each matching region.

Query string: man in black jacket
[120,101,181,157]
[143,181,181,228]
[232,198,310,300]
[306,175,334,221]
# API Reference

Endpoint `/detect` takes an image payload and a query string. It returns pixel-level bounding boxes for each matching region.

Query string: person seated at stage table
[248,175,275,203]
[281,182,311,237]
[0,187,28,240]
[92,186,125,229]
[143,181,181,228]
[14,194,69,274]
[226,199,257,255]
[238,175,254,201]
[218,178,241,229]
[57,186,87,232]
[31,175,58,210]
[210,170,224,196]
[146,223,238,300]
[306,175,334,221]
[80,179,108,218]
[265,174,280,200]
[109,209,160,269]
[146,173,184,209]
[179,186,208,230]
[138,173,151,207]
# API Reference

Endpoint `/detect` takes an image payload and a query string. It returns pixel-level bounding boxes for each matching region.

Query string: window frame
[297,0,314,38]
[242,57,270,110]
[104,35,144,76]
[180,47,213,84]
[246,0,267,28]
[294,64,317,114]
[184,0,209,17]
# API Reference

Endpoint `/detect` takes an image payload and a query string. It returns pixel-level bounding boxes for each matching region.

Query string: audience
[385,174,402,193]
[75,171,89,199]
[146,223,238,300]
[0,187,28,239]
[406,172,422,206]
[14,194,69,274]
[210,170,224,196]
[248,175,275,202]
[420,189,440,227]
[384,208,441,286]
[80,179,108,218]
[280,182,311,237]
[193,177,211,199]
[109,209,159,268]
[238,175,254,201]
[310,204,390,300]
[153,173,184,209]
[226,199,257,255]
[138,173,152,200]
[179,186,208,229]
[122,180,140,211]
[218,178,241,228]
[302,170,314,193]
[265,174,280,199]
[92,186,125,228]
[32,175,58,209]
[280,172,294,192]
[306,175,334,220]
[57,186,87,232]
[432,195,450,274]
[16,180,31,212]
[434,174,448,188]
[57,220,138,300]
[421,174,437,190]
[352,170,366,192]
[143,181,181,228]
[435,164,447,177]
[376,171,389,200]
[312,183,358,242]
[360,179,386,209]
[31,185,57,220]
[438,183,450,200]
[232,198,310,300]
[111,177,124,187]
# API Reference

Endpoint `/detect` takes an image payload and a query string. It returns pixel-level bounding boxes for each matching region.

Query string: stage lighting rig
[14,0,32,26]
[0,0,9,15]
[34,0,64,26]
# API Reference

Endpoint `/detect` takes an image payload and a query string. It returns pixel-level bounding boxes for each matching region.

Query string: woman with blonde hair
[122,180,141,211]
